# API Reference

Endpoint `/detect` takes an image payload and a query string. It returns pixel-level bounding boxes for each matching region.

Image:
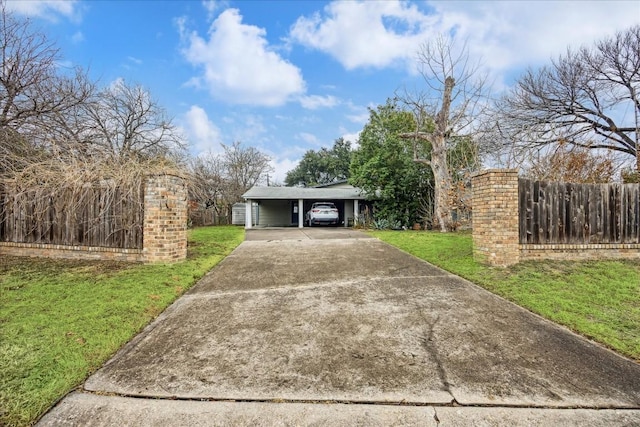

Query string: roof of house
[242,186,367,200]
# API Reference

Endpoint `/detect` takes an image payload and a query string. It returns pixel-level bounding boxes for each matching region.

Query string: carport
[242,185,368,229]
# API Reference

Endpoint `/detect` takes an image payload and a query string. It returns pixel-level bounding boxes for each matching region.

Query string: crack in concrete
[412,304,460,410]
[432,407,440,425]
[181,275,453,299]
[419,314,452,397]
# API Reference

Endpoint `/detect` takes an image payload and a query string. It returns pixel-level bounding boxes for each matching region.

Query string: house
[241,181,368,229]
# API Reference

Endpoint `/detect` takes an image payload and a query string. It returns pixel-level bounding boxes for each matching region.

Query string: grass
[0,225,244,427]
[370,230,640,362]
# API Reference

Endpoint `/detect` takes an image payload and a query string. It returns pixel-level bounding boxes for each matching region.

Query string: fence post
[471,169,520,266]
[143,173,188,263]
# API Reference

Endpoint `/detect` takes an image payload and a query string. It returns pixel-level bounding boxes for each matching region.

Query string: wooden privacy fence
[519,178,640,245]
[0,174,188,263]
[472,170,640,266]
[0,181,144,249]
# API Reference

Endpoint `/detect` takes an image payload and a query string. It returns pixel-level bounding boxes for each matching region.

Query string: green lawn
[371,230,640,362]
[0,226,244,427]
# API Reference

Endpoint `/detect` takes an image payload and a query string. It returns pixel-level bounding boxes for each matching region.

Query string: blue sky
[7,0,640,183]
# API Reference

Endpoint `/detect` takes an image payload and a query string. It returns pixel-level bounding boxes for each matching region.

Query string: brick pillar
[143,174,188,263]
[472,169,519,266]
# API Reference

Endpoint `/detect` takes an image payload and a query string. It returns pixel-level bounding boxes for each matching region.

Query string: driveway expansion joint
[79,389,640,410]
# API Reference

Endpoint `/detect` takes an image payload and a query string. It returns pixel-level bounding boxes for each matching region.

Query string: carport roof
[243,186,367,200]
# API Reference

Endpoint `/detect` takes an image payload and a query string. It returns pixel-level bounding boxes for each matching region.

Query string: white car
[306,202,339,226]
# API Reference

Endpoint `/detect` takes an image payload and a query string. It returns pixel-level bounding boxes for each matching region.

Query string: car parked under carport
[306,202,340,227]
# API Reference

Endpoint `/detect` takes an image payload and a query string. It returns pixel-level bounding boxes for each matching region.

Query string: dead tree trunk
[405,77,455,232]
[431,77,455,231]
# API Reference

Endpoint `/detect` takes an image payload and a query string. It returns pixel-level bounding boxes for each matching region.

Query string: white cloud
[106,77,125,91]
[299,94,340,110]
[346,113,370,125]
[264,143,315,185]
[344,101,371,125]
[297,132,320,145]
[7,0,82,22]
[289,1,437,70]
[268,157,299,185]
[56,60,74,68]
[202,0,228,21]
[182,105,223,154]
[71,31,84,44]
[230,114,267,143]
[181,8,306,106]
[340,130,361,146]
[429,1,640,73]
[289,0,639,88]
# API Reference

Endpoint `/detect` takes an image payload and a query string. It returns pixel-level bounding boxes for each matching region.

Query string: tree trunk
[431,77,455,232]
[635,86,640,172]
[431,139,453,231]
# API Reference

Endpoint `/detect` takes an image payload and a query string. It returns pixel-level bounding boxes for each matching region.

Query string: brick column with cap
[472,169,519,266]
[143,174,188,263]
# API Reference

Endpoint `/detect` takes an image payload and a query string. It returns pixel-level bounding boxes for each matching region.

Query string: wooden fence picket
[0,180,144,249]
[519,178,640,245]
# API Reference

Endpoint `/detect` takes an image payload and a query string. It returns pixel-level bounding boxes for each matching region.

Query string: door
[291,201,299,224]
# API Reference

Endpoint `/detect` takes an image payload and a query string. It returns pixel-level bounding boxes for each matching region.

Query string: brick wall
[471,169,520,266]
[0,173,188,263]
[521,244,640,261]
[0,242,142,262]
[472,169,640,265]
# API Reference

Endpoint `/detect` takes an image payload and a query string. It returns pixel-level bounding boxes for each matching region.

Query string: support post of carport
[245,199,253,229]
[298,198,304,228]
[353,199,359,227]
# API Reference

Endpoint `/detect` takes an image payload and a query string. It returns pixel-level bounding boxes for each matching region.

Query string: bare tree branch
[495,25,639,170]
[186,142,272,223]
[0,4,94,175]
[82,80,185,160]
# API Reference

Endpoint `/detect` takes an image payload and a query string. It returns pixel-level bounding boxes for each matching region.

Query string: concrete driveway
[39,228,640,426]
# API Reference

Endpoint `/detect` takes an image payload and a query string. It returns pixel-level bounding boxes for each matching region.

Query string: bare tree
[496,25,640,170]
[83,79,185,160]
[1,4,57,130]
[0,5,191,242]
[188,151,227,219]
[399,35,488,231]
[186,142,272,224]
[0,4,93,174]
[222,141,273,203]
